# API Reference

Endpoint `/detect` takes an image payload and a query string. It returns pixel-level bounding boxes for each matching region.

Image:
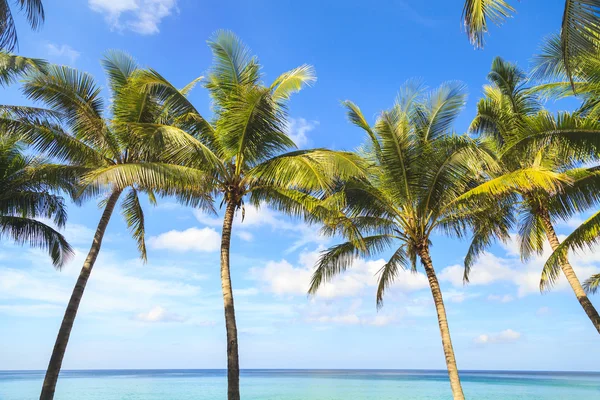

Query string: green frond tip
[0,53,48,86]
[271,64,316,101]
[462,0,515,48]
[541,209,600,291]
[584,274,600,294]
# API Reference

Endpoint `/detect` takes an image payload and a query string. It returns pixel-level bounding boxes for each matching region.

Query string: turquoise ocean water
[1,369,599,399]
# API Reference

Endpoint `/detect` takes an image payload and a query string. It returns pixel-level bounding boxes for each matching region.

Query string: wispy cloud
[133,306,186,323]
[396,1,438,28]
[89,0,177,35]
[287,118,319,148]
[45,43,80,64]
[474,329,522,345]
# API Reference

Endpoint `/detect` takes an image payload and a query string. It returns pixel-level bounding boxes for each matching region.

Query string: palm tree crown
[464,57,600,334]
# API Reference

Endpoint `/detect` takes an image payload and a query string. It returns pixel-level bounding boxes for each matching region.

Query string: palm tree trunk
[220,201,240,400]
[40,190,121,400]
[539,210,600,334]
[419,245,465,400]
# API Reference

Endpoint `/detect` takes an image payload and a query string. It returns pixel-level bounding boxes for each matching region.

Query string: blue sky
[1,0,600,372]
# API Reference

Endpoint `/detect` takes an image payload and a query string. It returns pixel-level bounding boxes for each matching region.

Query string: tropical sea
[1,370,599,400]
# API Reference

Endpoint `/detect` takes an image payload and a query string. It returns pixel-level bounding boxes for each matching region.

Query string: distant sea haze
[1,369,599,399]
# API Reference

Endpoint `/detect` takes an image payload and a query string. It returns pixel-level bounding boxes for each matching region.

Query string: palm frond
[376,245,409,308]
[0,216,72,268]
[121,187,147,261]
[584,273,600,294]
[0,52,47,86]
[542,209,600,290]
[270,64,316,101]
[462,0,515,48]
[309,234,397,295]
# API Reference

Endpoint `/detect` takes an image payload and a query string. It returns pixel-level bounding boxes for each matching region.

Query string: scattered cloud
[148,227,220,252]
[194,205,329,251]
[133,306,186,322]
[89,0,177,35]
[286,118,319,148]
[251,248,429,299]
[536,306,551,316]
[235,231,254,242]
[45,43,80,64]
[439,235,600,297]
[397,1,438,28]
[487,294,515,303]
[474,329,522,345]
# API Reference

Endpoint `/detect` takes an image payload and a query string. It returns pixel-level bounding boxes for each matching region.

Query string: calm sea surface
[0,369,599,399]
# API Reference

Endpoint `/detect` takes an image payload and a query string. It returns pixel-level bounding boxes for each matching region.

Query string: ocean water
[0,369,599,400]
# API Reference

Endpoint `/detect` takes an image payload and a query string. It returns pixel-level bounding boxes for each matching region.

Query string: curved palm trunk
[540,211,600,334]
[40,190,121,400]
[419,246,465,400]
[220,201,240,400]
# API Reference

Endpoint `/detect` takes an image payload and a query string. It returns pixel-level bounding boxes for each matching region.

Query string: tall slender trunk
[539,210,600,334]
[419,245,465,400]
[220,201,240,400]
[40,190,121,400]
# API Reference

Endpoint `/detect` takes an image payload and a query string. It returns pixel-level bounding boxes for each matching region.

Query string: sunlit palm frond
[542,209,600,290]
[121,187,147,261]
[270,64,316,101]
[309,234,397,295]
[0,52,47,86]
[376,246,409,308]
[561,1,600,86]
[462,0,515,48]
[416,81,468,141]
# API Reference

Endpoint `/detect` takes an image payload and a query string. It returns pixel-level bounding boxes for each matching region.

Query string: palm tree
[1,0,44,51]
[306,80,510,400]
[1,52,212,400]
[0,136,72,266]
[132,31,366,400]
[464,57,600,334]
[462,0,600,83]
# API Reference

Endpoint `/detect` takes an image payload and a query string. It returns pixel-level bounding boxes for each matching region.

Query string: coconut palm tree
[464,57,600,334]
[462,0,600,83]
[0,136,72,266]
[1,52,213,400]
[131,31,367,400]
[1,0,44,51]
[306,80,509,400]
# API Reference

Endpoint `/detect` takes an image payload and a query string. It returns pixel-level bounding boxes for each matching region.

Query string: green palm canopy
[462,1,600,84]
[130,30,368,400]
[1,51,213,400]
[464,57,600,334]
[0,136,72,267]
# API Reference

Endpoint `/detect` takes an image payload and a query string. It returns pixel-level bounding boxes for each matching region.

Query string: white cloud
[536,306,551,316]
[251,248,429,299]
[133,306,186,322]
[487,294,515,303]
[194,204,329,251]
[147,227,220,252]
[46,43,80,64]
[89,0,177,35]
[286,118,319,147]
[235,231,254,242]
[0,248,204,318]
[474,329,521,345]
[439,235,600,297]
